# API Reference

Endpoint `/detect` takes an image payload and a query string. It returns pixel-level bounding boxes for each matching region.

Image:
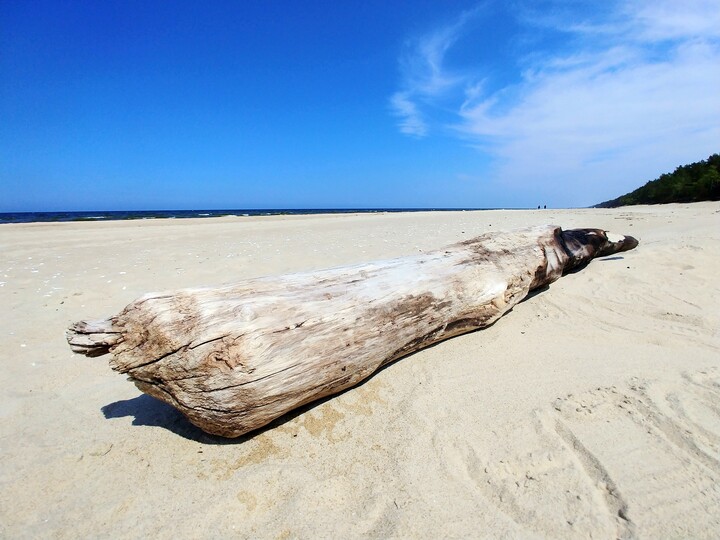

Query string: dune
[1,202,718,538]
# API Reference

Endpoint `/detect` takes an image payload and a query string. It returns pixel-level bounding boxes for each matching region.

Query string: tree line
[595,153,720,208]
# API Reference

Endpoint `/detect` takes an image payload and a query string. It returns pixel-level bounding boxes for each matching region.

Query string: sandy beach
[1,202,719,538]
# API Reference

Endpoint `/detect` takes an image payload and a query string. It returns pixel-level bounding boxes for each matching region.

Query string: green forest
[595,153,720,208]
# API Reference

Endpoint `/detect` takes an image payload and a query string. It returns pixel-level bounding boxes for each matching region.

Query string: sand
[1,203,719,538]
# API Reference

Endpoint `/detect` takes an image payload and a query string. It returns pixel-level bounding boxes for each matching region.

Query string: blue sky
[1,0,719,211]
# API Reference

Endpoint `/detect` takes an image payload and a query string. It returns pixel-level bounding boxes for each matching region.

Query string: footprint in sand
[438,412,625,538]
[551,369,720,537]
[436,368,720,539]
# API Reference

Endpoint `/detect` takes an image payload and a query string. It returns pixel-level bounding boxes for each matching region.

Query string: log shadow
[562,255,625,276]
[521,284,549,303]
[102,390,359,445]
[102,395,212,442]
[598,256,624,261]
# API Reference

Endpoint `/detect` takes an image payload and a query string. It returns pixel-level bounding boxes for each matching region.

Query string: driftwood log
[67,225,637,437]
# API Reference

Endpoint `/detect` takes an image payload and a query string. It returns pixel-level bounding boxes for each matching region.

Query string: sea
[0,208,491,225]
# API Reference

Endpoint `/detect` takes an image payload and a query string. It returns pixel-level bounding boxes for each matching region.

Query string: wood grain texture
[67,225,638,437]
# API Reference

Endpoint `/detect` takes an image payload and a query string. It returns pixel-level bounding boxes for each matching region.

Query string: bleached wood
[66,225,637,437]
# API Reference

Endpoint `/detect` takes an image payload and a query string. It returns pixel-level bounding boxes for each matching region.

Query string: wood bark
[67,225,638,437]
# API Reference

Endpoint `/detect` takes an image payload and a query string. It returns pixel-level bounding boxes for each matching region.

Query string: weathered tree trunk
[67,225,637,437]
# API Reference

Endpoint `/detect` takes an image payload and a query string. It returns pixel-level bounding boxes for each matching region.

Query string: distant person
[544,205,546,209]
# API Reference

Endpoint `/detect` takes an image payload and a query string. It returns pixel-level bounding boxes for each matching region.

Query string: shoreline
[2,200,712,227]
[0,207,504,225]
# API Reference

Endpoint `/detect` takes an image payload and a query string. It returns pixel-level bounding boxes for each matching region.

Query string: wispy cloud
[391,0,720,205]
[390,92,427,137]
[629,0,720,41]
[389,8,479,137]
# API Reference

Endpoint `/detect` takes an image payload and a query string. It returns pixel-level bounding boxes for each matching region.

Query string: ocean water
[0,208,488,225]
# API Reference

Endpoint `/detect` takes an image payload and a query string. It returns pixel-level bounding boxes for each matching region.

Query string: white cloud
[389,92,428,137]
[389,8,479,137]
[391,1,720,205]
[628,0,720,41]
